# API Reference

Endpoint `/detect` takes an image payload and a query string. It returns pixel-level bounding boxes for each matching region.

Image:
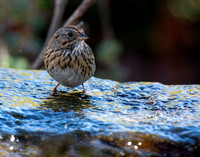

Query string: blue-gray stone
[0,68,200,156]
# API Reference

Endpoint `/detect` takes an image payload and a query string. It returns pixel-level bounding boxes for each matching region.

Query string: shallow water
[0,68,200,156]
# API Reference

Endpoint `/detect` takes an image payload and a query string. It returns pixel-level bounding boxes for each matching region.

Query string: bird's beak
[79,33,89,40]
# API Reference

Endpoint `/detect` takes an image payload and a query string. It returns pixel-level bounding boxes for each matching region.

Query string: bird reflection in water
[39,91,93,113]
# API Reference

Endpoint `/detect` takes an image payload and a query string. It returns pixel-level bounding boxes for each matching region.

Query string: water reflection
[39,91,93,112]
[1,68,200,156]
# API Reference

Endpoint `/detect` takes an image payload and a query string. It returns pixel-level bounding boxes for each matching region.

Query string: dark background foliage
[0,0,200,84]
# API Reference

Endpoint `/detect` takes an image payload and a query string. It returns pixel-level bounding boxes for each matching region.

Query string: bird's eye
[67,32,73,37]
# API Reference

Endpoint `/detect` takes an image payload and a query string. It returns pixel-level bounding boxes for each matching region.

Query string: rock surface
[0,68,200,156]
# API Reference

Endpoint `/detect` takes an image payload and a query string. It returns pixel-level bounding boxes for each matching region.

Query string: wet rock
[0,68,200,156]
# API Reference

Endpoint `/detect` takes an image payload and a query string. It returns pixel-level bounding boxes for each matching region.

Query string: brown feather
[43,25,96,91]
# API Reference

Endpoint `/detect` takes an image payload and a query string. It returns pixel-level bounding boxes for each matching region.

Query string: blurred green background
[0,0,200,84]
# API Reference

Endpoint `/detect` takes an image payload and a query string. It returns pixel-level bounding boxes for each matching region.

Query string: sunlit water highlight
[0,68,200,156]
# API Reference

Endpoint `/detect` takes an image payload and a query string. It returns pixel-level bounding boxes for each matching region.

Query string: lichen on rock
[0,68,200,156]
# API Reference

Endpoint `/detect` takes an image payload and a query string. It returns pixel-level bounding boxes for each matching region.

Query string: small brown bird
[44,25,96,92]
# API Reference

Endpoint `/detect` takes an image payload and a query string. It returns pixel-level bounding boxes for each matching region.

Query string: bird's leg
[53,83,60,92]
[82,83,86,93]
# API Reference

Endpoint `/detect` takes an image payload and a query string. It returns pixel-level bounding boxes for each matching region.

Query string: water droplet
[10,135,15,142]
[120,152,125,156]
[134,145,139,149]
[10,146,14,150]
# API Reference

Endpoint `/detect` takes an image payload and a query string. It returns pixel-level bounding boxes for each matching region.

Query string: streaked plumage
[44,25,95,92]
